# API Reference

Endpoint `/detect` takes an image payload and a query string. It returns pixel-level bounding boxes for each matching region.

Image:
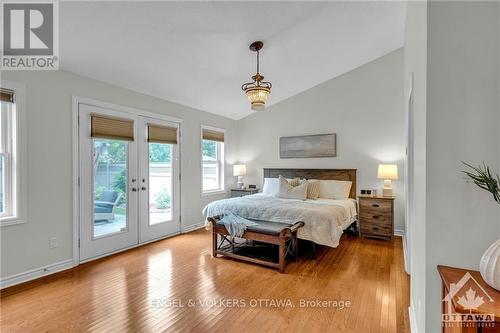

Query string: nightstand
[358,195,395,240]
[230,188,259,198]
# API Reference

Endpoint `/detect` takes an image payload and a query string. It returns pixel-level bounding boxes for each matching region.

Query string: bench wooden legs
[212,232,217,258]
[278,237,286,273]
[293,236,299,261]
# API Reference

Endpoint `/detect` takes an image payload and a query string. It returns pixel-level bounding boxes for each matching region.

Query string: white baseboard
[1,225,205,289]
[393,229,409,274]
[394,228,405,237]
[398,232,410,275]
[182,222,205,233]
[408,305,418,333]
[0,259,74,289]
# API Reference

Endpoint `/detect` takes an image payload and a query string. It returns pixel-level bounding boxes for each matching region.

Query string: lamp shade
[233,164,247,176]
[377,164,398,180]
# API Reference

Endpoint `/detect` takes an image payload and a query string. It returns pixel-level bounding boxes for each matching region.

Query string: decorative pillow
[306,179,320,200]
[318,180,352,200]
[276,176,308,200]
[262,178,280,195]
[287,177,301,187]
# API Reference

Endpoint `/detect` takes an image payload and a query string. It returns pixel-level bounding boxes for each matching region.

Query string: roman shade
[148,124,177,144]
[0,88,15,103]
[202,128,224,142]
[91,114,134,141]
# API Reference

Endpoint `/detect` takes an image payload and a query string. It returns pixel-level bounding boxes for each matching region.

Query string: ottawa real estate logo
[441,271,495,330]
[1,1,59,70]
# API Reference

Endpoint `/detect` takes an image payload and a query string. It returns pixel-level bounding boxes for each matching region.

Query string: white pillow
[262,178,280,195]
[318,180,352,199]
[262,177,301,195]
[276,176,308,200]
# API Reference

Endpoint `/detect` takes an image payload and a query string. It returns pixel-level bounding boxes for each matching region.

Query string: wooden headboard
[263,168,357,199]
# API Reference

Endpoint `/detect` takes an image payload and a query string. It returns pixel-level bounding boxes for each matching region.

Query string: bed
[203,168,357,248]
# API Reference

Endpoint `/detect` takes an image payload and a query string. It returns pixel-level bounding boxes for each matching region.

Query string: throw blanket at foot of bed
[203,193,357,248]
[219,212,258,237]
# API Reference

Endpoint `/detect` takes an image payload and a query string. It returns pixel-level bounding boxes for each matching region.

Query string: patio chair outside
[94,191,122,222]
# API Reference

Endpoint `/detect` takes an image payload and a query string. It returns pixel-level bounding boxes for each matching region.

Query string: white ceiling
[60,1,407,120]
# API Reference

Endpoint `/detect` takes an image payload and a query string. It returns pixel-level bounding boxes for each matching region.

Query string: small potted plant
[463,162,500,290]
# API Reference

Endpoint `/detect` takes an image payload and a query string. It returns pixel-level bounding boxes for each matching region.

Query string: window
[201,127,224,193]
[0,85,25,225]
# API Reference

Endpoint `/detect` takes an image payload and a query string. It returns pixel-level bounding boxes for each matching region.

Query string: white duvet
[203,193,357,248]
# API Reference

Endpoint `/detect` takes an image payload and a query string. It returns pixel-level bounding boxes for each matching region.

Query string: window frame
[0,102,13,218]
[200,125,225,196]
[0,81,27,227]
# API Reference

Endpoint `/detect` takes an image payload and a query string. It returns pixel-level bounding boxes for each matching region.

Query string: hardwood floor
[1,230,410,332]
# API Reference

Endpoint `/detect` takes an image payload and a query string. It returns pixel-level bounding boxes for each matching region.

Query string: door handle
[131,187,137,192]
[141,187,147,191]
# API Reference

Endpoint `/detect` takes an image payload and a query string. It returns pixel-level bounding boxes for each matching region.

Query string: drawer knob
[373,226,379,230]
[372,204,380,207]
[372,216,380,219]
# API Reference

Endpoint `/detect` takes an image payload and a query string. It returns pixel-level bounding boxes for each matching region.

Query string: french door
[78,103,180,261]
[138,116,180,243]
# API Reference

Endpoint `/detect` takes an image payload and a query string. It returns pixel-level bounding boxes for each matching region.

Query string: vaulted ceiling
[60,1,407,120]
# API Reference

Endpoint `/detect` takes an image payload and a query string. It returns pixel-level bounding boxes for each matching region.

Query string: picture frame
[279,133,337,159]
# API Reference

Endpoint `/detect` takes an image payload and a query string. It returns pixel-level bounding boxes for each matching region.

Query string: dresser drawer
[360,223,392,237]
[359,211,392,224]
[359,199,392,212]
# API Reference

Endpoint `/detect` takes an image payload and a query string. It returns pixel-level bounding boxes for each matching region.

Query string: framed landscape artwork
[279,133,337,158]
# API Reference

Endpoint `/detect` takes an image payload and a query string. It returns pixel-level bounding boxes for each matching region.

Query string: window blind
[91,114,134,141]
[148,124,177,144]
[0,88,15,103]
[202,128,224,142]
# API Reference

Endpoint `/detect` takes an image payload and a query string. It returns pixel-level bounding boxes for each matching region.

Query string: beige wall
[237,49,406,231]
[0,70,237,278]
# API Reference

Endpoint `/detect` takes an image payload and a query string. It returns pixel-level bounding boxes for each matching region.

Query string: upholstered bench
[207,216,304,273]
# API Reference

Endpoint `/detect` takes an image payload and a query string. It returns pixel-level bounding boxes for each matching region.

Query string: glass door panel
[149,143,173,225]
[93,138,128,237]
[139,117,180,243]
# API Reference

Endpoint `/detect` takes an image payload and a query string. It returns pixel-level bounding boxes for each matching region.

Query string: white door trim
[404,73,414,275]
[71,96,183,265]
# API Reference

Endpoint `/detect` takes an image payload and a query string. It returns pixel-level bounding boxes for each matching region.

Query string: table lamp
[233,164,246,189]
[377,164,398,197]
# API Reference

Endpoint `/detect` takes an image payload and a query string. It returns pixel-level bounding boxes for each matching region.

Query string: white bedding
[203,193,357,248]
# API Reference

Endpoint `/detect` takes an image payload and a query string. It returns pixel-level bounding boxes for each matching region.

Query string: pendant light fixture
[241,41,272,111]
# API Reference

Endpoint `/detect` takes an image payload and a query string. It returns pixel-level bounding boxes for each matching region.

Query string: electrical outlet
[49,237,58,249]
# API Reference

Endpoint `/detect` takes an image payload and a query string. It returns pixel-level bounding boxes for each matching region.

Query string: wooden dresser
[358,195,394,240]
[438,265,499,333]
